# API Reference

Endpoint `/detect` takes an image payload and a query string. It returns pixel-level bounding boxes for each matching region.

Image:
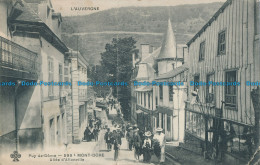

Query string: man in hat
[153,128,166,163]
[126,127,134,150]
[143,131,153,163]
[111,128,122,161]
[104,128,112,151]
[133,128,142,161]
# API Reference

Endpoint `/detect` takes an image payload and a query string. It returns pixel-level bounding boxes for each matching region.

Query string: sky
[51,0,227,16]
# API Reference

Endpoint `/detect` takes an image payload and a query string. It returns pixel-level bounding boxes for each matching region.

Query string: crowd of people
[104,123,166,163]
[104,124,124,161]
[83,118,102,142]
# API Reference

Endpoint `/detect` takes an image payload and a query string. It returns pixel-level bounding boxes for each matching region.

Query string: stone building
[0,0,41,154]
[65,49,89,143]
[0,0,90,152]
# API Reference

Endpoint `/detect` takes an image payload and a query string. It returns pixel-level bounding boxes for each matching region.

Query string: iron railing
[0,36,39,77]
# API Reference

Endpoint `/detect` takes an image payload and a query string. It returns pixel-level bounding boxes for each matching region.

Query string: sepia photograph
[0,0,259,164]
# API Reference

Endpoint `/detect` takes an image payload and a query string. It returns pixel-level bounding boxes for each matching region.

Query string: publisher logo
[10,151,21,162]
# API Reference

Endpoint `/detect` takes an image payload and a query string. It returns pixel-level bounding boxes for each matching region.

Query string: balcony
[0,36,39,80]
[78,88,88,102]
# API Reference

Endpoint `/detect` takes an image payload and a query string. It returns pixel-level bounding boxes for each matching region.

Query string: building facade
[185,0,260,163]
[65,50,89,143]
[131,19,189,143]
[0,0,41,154]
[153,19,188,142]
[0,0,90,153]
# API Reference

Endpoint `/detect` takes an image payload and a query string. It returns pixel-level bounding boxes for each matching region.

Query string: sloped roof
[155,64,188,80]
[157,19,177,60]
[142,47,161,64]
[12,0,43,23]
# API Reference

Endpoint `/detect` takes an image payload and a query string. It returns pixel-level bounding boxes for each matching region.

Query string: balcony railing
[79,88,88,102]
[185,101,216,117]
[0,36,39,80]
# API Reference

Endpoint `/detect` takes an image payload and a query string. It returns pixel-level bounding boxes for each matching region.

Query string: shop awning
[136,109,143,114]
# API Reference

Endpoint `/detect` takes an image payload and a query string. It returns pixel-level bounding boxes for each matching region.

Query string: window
[155,96,158,108]
[48,58,54,96]
[256,0,260,35]
[225,71,237,108]
[159,85,163,100]
[148,93,150,109]
[218,30,226,55]
[167,115,171,131]
[172,63,175,69]
[144,93,146,107]
[141,93,143,105]
[206,74,215,103]
[199,41,205,61]
[59,64,63,94]
[194,75,200,91]
[169,85,173,101]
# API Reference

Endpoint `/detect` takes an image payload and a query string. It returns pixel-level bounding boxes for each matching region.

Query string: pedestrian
[153,128,166,163]
[126,127,134,150]
[93,126,99,142]
[133,128,142,161]
[143,131,153,163]
[104,128,112,151]
[111,128,122,161]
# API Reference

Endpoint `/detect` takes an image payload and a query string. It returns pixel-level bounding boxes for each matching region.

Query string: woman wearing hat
[143,131,153,163]
[153,128,166,163]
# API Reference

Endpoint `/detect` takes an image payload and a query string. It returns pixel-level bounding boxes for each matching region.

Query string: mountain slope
[61,3,223,65]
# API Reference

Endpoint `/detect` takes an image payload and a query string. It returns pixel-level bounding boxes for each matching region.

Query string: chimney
[141,44,150,60]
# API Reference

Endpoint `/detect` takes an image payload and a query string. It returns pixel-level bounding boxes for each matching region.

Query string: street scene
[0,0,260,165]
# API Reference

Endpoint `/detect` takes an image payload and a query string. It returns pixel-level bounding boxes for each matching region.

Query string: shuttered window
[217,30,226,55]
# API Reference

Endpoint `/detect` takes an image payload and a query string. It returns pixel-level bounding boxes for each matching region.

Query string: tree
[100,37,137,121]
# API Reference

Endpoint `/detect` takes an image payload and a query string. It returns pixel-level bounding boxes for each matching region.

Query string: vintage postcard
[0,0,259,164]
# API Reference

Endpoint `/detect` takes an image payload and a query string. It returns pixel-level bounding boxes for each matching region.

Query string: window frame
[217,29,226,56]
[48,57,54,96]
[206,73,215,104]
[169,85,173,101]
[225,70,237,109]
[159,85,163,100]
[194,75,200,92]
[199,41,206,61]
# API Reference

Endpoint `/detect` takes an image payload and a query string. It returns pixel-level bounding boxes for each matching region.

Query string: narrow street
[0,109,172,165]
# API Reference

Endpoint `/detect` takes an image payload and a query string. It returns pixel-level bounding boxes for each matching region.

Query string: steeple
[157,19,177,60]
